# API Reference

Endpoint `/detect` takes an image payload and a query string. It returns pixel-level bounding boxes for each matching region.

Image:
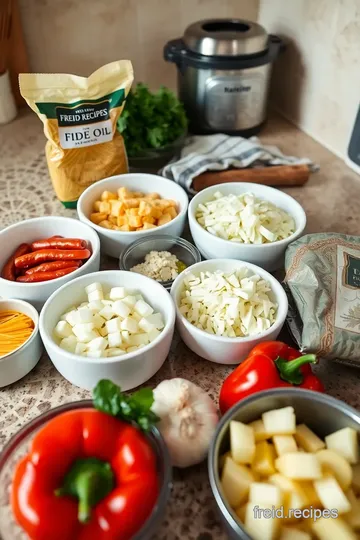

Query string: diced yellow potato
[90,212,108,225]
[128,215,143,228]
[144,192,160,200]
[119,224,131,232]
[138,200,153,216]
[99,201,111,214]
[295,424,326,453]
[230,421,255,464]
[314,476,351,514]
[311,517,357,540]
[124,198,140,209]
[273,435,298,456]
[158,213,172,227]
[166,206,178,219]
[109,199,125,217]
[344,488,360,529]
[100,190,117,201]
[275,453,322,480]
[142,216,156,224]
[93,200,102,211]
[152,198,176,209]
[317,449,352,490]
[142,222,157,230]
[149,207,162,219]
[351,463,360,494]
[235,502,248,523]
[108,216,117,225]
[252,441,276,476]
[219,451,231,471]
[249,419,269,442]
[279,526,311,540]
[117,215,128,227]
[127,208,139,216]
[245,503,280,540]
[131,191,144,198]
[262,407,296,436]
[249,482,283,507]
[118,187,131,200]
[98,220,114,230]
[221,457,254,507]
[300,481,321,507]
[268,474,308,510]
[325,428,359,465]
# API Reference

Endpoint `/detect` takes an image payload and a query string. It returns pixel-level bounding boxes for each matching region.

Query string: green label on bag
[343,252,360,289]
[35,89,125,118]
[36,89,125,150]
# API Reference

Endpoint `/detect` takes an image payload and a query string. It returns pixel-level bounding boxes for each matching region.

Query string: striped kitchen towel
[161,134,319,195]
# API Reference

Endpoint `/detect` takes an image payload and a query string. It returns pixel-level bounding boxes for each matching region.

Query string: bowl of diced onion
[170,259,288,364]
[39,270,175,390]
[188,183,306,272]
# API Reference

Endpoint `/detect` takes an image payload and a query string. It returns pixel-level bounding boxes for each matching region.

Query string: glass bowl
[0,401,172,540]
[119,234,202,290]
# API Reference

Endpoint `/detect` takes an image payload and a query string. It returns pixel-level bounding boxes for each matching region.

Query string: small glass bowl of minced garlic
[119,235,201,290]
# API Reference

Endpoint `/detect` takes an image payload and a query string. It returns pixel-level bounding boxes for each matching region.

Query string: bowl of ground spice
[120,235,201,290]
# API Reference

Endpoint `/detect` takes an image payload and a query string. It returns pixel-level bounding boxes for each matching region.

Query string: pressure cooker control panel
[204,73,266,131]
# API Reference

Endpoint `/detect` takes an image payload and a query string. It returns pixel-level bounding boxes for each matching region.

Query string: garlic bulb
[152,378,218,468]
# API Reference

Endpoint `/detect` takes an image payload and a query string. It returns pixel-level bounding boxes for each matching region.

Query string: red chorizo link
[15,249,91,269]
[25,260,82,275]
[16,266,79,283]
[1,244,31,281]
[31,238,87,251]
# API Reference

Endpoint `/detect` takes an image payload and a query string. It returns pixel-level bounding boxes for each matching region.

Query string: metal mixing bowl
[0,400,172,540]
[208,388,360,539]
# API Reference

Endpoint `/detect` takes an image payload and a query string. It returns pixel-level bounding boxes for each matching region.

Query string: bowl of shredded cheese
[0,299,42,387]
[120,235,201,290]
[170,259,288,364]
[188,183,306,272]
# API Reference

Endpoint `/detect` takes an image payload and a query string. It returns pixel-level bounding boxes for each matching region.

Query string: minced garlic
[130,251,186,282]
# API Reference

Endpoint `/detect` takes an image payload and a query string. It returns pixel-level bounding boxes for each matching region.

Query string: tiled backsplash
[259,0,360,159]
[19,0,259,90]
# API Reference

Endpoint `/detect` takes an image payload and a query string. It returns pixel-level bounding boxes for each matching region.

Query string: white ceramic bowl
[188,183,306,271]
[0,299,42,387]
[77,173,189,258]
[0,217,101,311]
[39,270,176,391]
[170,259,288,364]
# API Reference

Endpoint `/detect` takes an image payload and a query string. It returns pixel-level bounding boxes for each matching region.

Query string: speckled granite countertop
[1,111,360,540]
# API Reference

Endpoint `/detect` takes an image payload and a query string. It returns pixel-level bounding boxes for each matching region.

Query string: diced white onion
[195,191,295,244]
[179,268,277,337]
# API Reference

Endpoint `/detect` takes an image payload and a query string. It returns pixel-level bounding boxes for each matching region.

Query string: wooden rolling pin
[192,164,310,192]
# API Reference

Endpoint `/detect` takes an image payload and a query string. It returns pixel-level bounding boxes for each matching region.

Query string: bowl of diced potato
[208,388,360,540]
[77,173,189,258]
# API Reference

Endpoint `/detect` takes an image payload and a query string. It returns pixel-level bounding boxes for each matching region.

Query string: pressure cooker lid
[183,19,269,57]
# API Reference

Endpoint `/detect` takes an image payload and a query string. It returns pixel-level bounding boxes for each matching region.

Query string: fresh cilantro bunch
[117,83,188,157]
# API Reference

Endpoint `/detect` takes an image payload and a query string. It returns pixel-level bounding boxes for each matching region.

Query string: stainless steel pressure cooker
[164,19,283,136]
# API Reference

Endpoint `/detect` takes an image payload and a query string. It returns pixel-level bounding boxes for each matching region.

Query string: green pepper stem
[76,470,100,523]
[275,354,317,385]
[55,458,114,524]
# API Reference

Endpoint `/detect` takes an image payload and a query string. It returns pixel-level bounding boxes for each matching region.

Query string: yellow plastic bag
[19,61,133,207]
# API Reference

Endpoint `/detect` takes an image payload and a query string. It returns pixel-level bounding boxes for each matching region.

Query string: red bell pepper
[219,341,325,414]
[11,381,160,540]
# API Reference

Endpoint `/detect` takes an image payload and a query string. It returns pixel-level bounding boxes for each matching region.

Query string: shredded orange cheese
[0,310,34,356]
